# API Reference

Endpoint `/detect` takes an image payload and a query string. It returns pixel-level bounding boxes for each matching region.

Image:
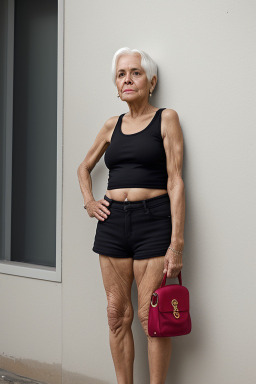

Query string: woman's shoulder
[104,114,120,129]
[160,108,182,139]
[162,108,179,120]
[101,115,121,144]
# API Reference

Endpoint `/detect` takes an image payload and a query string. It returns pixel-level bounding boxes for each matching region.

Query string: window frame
[0,0,63,282]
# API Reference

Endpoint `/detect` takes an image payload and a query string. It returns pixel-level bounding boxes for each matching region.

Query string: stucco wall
[1,1,256,383]
[69,0,256,383]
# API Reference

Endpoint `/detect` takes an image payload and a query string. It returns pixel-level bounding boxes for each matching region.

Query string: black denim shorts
[92,193,172,260]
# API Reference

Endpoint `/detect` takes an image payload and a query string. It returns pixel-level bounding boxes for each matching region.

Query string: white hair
[111,47,158,85]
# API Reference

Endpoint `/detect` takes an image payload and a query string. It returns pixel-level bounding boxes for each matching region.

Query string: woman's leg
[99,255,135,384]
[133,256,172,384]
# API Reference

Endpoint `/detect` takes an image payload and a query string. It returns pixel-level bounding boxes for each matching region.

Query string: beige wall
[1,0,256,383]
[0,275,62,383]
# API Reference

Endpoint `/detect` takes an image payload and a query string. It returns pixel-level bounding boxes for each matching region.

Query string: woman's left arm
[162,109,185,276]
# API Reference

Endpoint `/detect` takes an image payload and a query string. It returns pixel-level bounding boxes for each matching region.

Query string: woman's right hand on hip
[86,199,111,221]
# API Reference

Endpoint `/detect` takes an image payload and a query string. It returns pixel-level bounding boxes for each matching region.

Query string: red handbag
[148,271,192,337]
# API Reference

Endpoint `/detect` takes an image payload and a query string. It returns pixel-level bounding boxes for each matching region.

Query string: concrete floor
[0,370,46,384]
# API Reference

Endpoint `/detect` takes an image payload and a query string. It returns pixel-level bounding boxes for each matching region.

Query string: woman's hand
[163,247,183,278]
[86,198,111,221]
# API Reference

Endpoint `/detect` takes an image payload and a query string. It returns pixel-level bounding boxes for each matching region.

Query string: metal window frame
[0,0,63,282]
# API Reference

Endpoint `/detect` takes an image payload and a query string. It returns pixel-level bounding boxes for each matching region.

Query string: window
[0,0,63,282]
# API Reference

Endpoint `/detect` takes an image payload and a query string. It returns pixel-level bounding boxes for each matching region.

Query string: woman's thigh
[99,255,134,330]
[133,256,165,334]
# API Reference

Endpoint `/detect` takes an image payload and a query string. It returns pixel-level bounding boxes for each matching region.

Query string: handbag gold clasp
[171,298,180,319]
[151,293,158,307]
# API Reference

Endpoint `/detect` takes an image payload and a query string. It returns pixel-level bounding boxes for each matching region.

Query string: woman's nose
[124,73,132,83]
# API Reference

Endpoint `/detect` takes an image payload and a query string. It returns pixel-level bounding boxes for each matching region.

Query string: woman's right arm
[77,115,118,219]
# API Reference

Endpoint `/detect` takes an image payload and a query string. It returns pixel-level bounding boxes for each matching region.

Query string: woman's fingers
[164,250,183,278]
[99,200,111,214]
[86,199,110,220]
[163,257,168,274]
[92,199,111,220]
[100,198,110,207]
[94,211,105,221]
[98,201,111,218]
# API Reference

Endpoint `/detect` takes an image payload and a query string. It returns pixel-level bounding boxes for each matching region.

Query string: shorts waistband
[104,193,170,210]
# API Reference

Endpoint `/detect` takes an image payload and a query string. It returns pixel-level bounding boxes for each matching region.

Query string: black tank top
[104,108,168,190]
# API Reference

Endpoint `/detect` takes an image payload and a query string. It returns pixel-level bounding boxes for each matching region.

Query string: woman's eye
[118,72,140,77]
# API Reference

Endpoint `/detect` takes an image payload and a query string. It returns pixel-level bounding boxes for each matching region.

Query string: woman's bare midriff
[105,188,168,202]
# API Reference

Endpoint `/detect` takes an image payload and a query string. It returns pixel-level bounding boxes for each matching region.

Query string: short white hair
[111,47,158,85]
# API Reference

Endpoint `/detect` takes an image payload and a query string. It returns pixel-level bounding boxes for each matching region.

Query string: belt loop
[142,200,149,214]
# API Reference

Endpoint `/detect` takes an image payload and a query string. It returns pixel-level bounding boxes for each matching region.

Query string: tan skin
[77,53,185,384]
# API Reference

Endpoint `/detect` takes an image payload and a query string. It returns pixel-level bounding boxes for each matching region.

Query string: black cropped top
[104,108,168,190]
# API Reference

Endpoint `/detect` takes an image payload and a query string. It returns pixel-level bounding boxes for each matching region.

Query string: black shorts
[92,193,172,260]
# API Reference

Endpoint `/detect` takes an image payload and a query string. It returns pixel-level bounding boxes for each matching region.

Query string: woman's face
[115,53,155,102]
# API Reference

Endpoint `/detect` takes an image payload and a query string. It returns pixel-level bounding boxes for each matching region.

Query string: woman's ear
[150,75,157,91]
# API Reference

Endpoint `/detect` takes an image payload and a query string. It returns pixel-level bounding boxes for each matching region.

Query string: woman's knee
[107,297,134,334]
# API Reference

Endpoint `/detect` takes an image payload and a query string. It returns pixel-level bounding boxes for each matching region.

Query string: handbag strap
[160,271,182,288]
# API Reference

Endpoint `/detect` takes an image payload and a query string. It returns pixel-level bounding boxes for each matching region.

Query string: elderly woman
[77,47,185,384]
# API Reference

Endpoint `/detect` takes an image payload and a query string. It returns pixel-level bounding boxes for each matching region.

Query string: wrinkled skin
[99,254,172,384]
